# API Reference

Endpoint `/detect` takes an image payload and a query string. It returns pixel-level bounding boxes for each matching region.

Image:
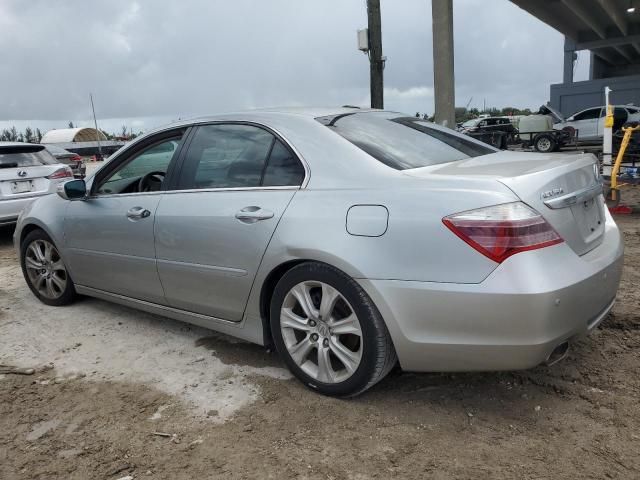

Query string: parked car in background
[44,144,86,177]
[552,105,640,142]
[458,116,517,149]
[0,142,73,226]
[14,108,623,397]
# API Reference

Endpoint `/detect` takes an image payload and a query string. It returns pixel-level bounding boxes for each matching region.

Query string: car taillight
[70,154,82,162]
[47,167,73,180]
[442,202,563,263]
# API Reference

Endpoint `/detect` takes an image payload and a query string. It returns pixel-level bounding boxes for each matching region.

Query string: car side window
[573,108,600,121]
[96,135,183,195]
[262,140,305,187]
[178,124,273,189]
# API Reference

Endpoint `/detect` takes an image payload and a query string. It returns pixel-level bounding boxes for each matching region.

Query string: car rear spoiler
[0,144,46,154]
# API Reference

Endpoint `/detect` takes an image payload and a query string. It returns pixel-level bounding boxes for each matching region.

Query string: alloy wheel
[280,281,363,384]
[24,239,68,300]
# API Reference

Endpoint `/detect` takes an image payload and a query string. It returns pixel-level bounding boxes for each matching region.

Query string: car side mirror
[57,179,87,201]
[566,116,574,122]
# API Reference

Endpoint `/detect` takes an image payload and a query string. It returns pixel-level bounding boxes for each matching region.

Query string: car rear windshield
[317,112,496,170]
[0,145,57,168]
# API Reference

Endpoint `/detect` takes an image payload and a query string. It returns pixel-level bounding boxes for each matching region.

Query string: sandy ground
[1,193,639,479]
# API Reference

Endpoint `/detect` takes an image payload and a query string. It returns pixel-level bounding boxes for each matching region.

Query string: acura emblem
[541,188,564,199]
[17,170,27,177]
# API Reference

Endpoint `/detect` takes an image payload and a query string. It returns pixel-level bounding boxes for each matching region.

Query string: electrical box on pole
[357,29,369,52]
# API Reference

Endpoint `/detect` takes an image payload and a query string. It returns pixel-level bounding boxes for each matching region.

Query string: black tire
[534,133,557,153]
[498,134,508,150]
[270,262,397,397]
[20,229,77,306]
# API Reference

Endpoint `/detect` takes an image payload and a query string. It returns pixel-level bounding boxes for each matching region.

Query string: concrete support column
[563,36,576,84]
[432,0,455,129]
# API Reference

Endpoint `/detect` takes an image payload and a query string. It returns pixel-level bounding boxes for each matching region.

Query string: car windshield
[0,145,57,168]
[318,112,496,170]
[462,119,480,127]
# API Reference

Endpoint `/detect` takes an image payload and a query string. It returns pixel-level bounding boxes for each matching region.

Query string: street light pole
[367,0,384,109]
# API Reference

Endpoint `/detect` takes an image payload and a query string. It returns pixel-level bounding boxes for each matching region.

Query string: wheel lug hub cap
[316,321,330,338]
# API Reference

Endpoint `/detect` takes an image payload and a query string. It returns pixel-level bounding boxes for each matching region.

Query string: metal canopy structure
[512,0,640,65]
[40,127,108,144]
[511,0,640,116]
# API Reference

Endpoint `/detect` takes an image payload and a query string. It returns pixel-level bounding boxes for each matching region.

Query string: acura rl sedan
[14,108,623,397]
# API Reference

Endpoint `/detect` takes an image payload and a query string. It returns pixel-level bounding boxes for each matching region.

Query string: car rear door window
[179,124,274,189]
[262,140,305,186]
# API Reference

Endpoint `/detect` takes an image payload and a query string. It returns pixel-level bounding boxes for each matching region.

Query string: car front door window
[96,137,182,195]
[573,108,600,121]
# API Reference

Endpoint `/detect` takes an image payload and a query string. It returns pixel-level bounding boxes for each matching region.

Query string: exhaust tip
[545,342,570,367]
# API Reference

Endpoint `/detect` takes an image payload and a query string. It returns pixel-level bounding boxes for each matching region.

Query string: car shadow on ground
[0,225,15,248]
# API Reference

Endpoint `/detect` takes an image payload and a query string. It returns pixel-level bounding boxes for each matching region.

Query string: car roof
[139,107,393,138]
[189,106,379,122]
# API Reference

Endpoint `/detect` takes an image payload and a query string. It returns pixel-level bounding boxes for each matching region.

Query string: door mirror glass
[57,179,87,200]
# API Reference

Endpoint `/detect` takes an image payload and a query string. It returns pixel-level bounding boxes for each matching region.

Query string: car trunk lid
[406,150,605,256]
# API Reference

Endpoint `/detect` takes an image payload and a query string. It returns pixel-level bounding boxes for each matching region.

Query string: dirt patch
[1,191,640,479]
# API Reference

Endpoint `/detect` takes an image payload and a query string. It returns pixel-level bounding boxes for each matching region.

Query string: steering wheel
[138,171,165,192]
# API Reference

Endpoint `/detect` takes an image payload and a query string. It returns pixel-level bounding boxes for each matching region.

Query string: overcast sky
[0,0,590,133]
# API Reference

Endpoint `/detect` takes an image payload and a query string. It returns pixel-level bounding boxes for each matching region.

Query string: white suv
[0,142,73,226]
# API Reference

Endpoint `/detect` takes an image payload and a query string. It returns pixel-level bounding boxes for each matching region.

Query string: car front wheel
[270,262,397,397]
[21,229,76,306]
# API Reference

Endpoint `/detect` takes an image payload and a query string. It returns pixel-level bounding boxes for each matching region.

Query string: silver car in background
[44,144,86,178]
[14,108,623,397]
[0,142,74,226]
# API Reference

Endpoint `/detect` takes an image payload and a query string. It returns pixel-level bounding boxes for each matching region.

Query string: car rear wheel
[21,229,76,306]
[270,262,396,397]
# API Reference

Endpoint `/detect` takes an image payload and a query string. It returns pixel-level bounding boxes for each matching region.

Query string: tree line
[0,122,142,144]
[414,106,538,124]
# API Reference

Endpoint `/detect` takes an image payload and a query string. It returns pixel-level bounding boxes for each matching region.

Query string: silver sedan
[14,108,624,397]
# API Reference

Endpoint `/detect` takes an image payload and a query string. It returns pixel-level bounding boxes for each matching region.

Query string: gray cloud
[0,0,569,129]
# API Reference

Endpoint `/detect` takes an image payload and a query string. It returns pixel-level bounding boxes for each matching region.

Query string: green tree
[35,128,43,142]
[24,127,35,143]
[68,121,75,128]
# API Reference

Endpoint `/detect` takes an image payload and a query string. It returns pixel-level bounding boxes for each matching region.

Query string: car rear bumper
[358,215,624,372]
[0,194,46,225]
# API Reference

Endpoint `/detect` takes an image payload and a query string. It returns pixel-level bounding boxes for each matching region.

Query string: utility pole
[89,93,103,160]
[367,0,384,109]
[432,0,455,128]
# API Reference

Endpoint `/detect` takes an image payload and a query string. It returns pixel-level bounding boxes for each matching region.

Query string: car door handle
[235,206,274,223]
[126,206,151,220]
